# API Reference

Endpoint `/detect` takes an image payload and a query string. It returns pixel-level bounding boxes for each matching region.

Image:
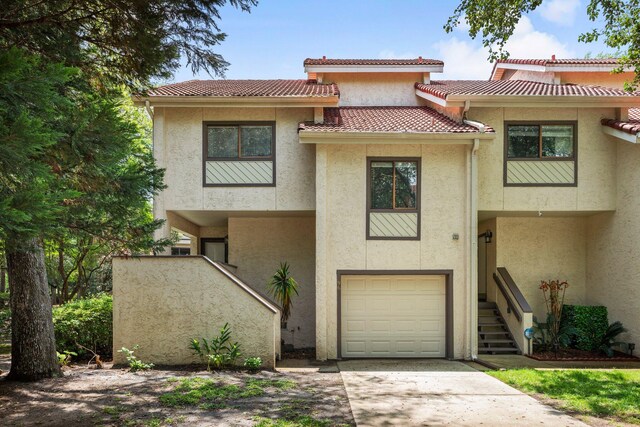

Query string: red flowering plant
[533,280,574,354]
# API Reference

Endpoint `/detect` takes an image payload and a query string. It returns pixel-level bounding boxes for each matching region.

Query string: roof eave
[298,130,495,144]
[602,125,640,144]
[417,93,640,108]
[304,64,444,73]
[133,95,340,108]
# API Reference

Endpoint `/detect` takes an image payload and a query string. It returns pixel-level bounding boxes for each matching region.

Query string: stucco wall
[321,73,423,106]
[473,107,617,213]
[155,107,316,212]
[315,143,472,360]
[558,72,630,89]
[494,217,588,322]
[228,216,316,349]
[112,257,280,368]
[586,138,640,347]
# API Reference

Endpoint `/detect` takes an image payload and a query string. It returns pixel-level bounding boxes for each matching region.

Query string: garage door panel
[341,275,446,358]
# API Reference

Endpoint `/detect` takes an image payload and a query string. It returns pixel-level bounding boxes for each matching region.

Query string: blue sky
[171,0,611,83]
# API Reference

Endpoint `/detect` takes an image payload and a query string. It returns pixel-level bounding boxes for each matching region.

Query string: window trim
[503,121,578,188]
[366,157,421,241]
[202,121,276,187]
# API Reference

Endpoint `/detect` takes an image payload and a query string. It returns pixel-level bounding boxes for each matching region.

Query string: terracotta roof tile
[496,58,621,66]
[304,58,443,66]
[298,107,491,134]
[601,108,640,135]
[416,80,635,100]
[148,79,339,97]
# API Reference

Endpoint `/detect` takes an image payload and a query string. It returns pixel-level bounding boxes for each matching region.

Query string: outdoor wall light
[478,230,493,243]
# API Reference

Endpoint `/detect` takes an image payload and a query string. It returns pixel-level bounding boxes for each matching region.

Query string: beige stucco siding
[493,217,587,322]
[321,73,423,106]
[586,138,640,347]
[473,107,617,213]
[112,257,280,368]
[316,143,472,360]
[156,107,315,212]
[228,217,316,349]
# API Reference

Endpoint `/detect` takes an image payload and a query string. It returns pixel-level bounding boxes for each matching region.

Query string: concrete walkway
[338,359,587,427]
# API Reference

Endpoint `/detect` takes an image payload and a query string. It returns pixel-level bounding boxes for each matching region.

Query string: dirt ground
[0,358,355,427]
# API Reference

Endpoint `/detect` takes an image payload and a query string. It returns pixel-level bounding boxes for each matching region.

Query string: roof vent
[322,55,326,62]
[418,56,423,64]
[552,54,556,61]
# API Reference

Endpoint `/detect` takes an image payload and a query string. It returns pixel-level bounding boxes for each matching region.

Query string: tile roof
[304,57,443,66]
[298,106,491,134]
[416,80,635,100]
[147,79,339,97]
[495,58,621,66]
[601,108,640,135]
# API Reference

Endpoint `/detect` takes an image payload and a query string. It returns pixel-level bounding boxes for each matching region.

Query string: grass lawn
[488,369,640,424]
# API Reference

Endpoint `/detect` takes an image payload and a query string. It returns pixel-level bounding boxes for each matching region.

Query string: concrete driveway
[338,359,587,427]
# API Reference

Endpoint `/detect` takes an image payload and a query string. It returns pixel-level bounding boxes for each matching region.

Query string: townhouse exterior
[113,57,640,366]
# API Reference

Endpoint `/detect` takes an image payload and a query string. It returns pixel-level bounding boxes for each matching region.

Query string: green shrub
[53,293,112,357]
[189,323,242,370]
[118,345,154,372]
[561,305,608,351]
[244,357,262,370]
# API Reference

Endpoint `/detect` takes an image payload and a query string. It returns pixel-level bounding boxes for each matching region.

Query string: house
[112,56,640,366]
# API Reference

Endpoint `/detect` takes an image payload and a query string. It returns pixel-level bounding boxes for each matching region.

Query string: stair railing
[492,267,534,354]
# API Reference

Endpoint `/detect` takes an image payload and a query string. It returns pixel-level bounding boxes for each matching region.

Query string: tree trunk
[6,237,61,381]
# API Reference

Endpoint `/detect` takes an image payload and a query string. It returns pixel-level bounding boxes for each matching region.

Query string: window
[367,158,420,240]
[203,122,276,187]
[507,124,575,159]
[504,122,577,187]
[206,124,273,159]
[171,247,190,256]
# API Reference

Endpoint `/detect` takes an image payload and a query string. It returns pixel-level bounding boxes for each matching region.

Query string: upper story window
[207,124,274,159]
[505,122,577,187]
[367,158,420,240]
[203,122,276,187]
[507,124,575,159]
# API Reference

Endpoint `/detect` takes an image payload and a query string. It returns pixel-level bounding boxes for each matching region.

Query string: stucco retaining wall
[113,256,281,368]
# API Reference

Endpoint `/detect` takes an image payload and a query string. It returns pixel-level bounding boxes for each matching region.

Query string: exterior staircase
[477,301,520,354]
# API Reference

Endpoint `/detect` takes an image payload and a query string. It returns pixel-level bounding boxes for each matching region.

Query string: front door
[201,237,227,263]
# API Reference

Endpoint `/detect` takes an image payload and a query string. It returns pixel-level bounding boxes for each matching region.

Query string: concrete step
[478,331,511,336]
[478,347,520,354]
[478,301,497,309]
[479,339,515,344]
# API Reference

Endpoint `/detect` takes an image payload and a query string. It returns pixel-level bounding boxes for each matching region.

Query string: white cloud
[538,0,581,26]
[434,17,575,80]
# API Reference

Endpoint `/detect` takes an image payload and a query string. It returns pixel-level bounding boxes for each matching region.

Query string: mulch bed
[528,348,640,362]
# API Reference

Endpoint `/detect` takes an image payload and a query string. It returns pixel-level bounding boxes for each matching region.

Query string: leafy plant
[189,323,241,370]
[244,357,262,370]
[600,321,627,357]
[53,293,112,357]
[56,350,77,367]
[537,279,570,353]
[267,262,299,326]
[118,345,154,372]
[533,313,576,353]
[561,305,609,351]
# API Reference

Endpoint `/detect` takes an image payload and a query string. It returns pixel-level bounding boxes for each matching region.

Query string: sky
[170,0,612,83]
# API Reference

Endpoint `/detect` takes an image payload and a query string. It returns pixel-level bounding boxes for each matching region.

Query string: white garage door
[341,275,446,358]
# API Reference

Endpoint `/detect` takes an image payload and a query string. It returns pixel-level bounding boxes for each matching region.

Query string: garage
[340,274,449,358]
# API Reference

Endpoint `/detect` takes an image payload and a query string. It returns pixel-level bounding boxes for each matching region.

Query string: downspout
[469,138,480,361]
[145,100,154,119]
